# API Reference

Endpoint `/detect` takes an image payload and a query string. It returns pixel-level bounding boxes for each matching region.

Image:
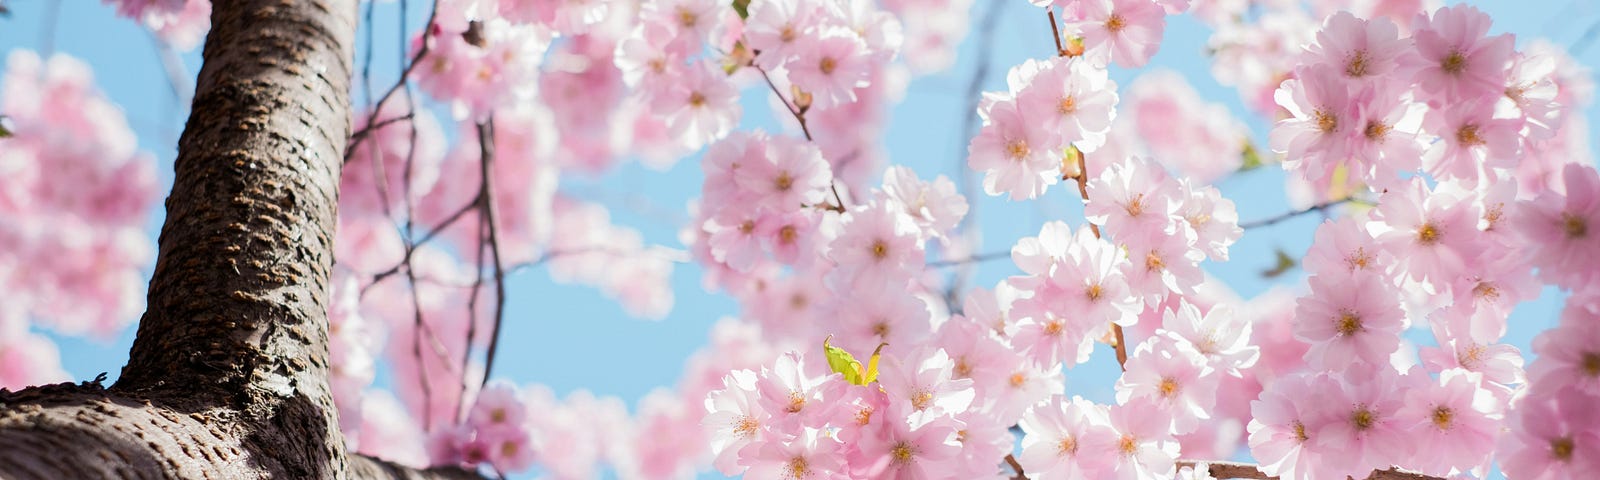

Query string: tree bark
[0,1,474,478]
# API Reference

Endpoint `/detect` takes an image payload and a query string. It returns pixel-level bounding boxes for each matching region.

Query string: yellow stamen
[1336,310,1363,337]
[1441,51,1467,75]
[1417,222,1441,245]
[1432,406,1454,430]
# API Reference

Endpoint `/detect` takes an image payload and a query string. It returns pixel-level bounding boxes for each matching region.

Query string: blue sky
[2,1,1598,477]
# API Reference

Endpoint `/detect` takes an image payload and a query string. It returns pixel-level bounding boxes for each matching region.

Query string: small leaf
[824,336,865,385]
[0,115,11,138]
[1240,140,1262,171]
[1260,248,1298,279]
[1060,144,1083,180]
[863,343,887,384]
[723,42,751,75]
[731,0,750,19]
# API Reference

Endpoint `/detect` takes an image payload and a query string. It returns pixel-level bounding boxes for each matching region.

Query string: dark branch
[474,120,510,389]
[1176,460,1442,480]
[1240,197,1355,230]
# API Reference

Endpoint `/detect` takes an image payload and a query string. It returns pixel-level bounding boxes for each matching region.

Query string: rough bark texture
[0,1,473,478]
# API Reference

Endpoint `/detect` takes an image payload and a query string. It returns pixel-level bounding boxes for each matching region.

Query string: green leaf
[1239,140,1262,171]
[1260,248,1297,279]
[824,336,865,385]
[732,0,750,19]
[0,115,11,138]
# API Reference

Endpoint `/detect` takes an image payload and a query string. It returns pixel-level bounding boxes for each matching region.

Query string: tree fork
[0,1,475,478]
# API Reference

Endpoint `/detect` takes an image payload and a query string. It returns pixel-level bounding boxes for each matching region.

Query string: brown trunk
[0,1,474,478]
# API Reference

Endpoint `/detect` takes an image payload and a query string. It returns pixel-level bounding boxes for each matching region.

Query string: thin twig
[1004,454,1028,480]
[1239,197,1355,230]
[39,0,61,57]
[475,120,510,390]
[752,63,850,212]
[345,0,441,163]
[1047,9,1065,57]
[360,199,480,295]
[927,251,1010,268]
[1068,140,1122,370]
[347,113,416,147]
[149,36,190,107]
[947,0,1008,308]
[458,210,488,423]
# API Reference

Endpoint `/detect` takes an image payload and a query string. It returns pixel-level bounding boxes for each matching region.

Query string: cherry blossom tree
[1,0,1598,479]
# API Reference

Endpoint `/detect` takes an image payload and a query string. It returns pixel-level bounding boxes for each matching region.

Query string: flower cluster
[968,55,1119,200]
[1269,5,1573,197]
[0,50,157,390]
[103,0,211,50]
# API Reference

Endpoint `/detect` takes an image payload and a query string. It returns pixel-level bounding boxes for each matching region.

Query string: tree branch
[475,120,511,390]
[1240,197,1355,229]
[752,63,848,212]
[1176,460,1442,480]
[1004,453,1029,480]
[928,251,1010,268]
[946,0,1007,309]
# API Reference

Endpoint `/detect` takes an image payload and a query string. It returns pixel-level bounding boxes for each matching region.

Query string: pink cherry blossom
[830,286,935,358]
[703,369,770,475]
[1306,11,1409,82]
[1527,299,1600,396]
[1420,98,1522,184]
[828,201,925,292]
[1302,216,1389,277]
[1176,180,1242,262]
[1014,56,1119,153]
[1116,335,1218,434]
[850,402,963,479]
[1372,178,1488,292]
[1247,373,1337,480]
[1067,0,1168,68]
[967,96,1064,200]
[1499,387,1600,479]
[743,0,820,70]
[756,351,842,429]
[1314,364,1418,479]
[1160,301,1258,376]
[1407,4,1516,106]
[880,166,968,242]
[1017,396,1117,478]
[788,27,874,110]
[1395,369,1502,476]
[1270,64,1354,184]
[1294,269,1406,369]
[1104,398,1180,480]
[655,62,741,150]
[745,427,847,479]
[876,348,976,421]
[1085,155,1182,240]
[1514,164,1600,290]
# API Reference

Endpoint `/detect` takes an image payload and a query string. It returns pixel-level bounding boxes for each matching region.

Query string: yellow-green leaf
[824,336,865,385]
[863,343,887,384]
[732,0,750,19]
[0,115,10,138]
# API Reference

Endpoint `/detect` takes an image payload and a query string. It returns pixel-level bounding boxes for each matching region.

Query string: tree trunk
[0,1,473,478]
